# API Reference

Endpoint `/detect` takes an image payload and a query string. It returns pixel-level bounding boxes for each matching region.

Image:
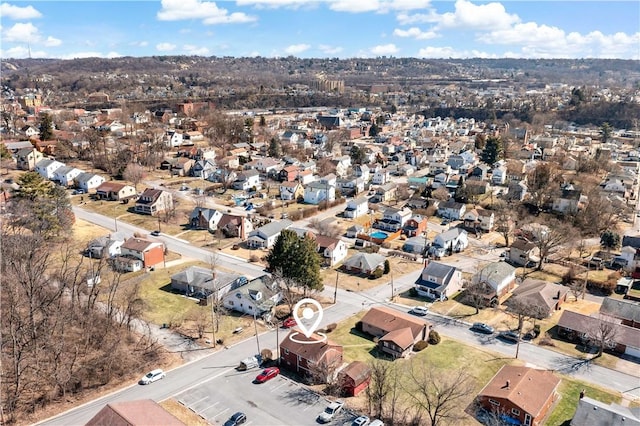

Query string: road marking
[188,395,210,407]
[211,407,229,420]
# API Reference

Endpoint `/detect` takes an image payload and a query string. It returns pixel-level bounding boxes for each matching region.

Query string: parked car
[440,219,449,225]
[353,416,370,426]
[409,306,428,316]
[497,330,520,343]
[139,369,165,385]
[151,230,161,236]
[236,354,262,371]
[317,400,344,423]
[72,188,86,195]
[471,322,494,334]
[282,317,297,328]
[369,420,385,426]
[254,367,280,383]
[224,412,247,426]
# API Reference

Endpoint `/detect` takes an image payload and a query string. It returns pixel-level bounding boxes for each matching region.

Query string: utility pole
[390,272,395,301]
[253,311,261,354]
[333,270,339,304]
[210,297,216,348]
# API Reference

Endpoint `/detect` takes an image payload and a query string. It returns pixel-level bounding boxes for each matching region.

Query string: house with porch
[95,182,137,202]
[438,200,466,220]
[189,207,223,231]
[414,261,462,301]
[508,238,540,267]
[463,208,495,232]
[279,181,304,201]
[120,237,165,269]
[222,275,282,321]
[303,181,336,205]
[432,228,469,254]
[373,183,397,203]
[16,147,44,170]
[314,235,348,266]
[135,188,173,216]
[218,214,253,239]
[374,207,412,232]
[171,266,245,300]
[232,170,261,191]
[403,215,428,237]
[246,220,293,249]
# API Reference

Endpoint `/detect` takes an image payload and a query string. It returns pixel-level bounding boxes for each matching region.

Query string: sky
[1,0,639,60]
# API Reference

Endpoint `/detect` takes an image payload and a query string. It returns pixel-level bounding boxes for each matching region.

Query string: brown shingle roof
[478,366,560,417]
[315,235,339,250]
[338,361,371,385]
[96,182,127,192]
[378,327,415,349]
[122,237,156,252]
[361,306,429,339]
[280,330,342,363]
[86,399,185,426]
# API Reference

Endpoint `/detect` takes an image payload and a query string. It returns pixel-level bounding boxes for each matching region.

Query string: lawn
[160,399,210,426]
[545,380,622,426]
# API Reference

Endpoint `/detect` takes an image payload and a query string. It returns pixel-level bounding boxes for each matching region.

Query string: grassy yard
[545,380,622,426]
[160,399,210,426]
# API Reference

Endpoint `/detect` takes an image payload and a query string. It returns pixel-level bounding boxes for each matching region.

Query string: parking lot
[176,367,357,425]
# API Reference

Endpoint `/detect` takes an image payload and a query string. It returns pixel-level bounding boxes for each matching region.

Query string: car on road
[352,415,370,426]
[224,412,247,426]
[282,317,297,328]
[139,368,165,385]
[497,330,520,343]
[409,306,428,316]
[150,230,161,236]
[470,322,494,334]
[317,400,344,423]
[72,188,86,195]
[254,367,280,383]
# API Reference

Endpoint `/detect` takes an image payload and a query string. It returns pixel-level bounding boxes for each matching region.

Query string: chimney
[556,290,561,300]
[502,380,510,389]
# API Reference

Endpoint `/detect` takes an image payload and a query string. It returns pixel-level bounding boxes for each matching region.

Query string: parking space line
[211,407,229,421]
[187,395,210,408]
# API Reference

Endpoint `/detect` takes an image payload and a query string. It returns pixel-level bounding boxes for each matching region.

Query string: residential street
[42,207,640,425]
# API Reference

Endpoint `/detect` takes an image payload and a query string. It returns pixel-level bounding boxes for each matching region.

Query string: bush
[383,259,391,274]
[409,288,418,297]
[355,321,363,332]
[413,340,428,351]
[370,268,384,279]
[249,254,260,262]
[533,324,541,337]
[428,330,441,345]
[325,323,337,333]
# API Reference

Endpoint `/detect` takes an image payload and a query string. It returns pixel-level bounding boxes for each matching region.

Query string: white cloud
[183,44,210,55]
[0,3,42,20]
[157,0,256,24]
[130,41,149,47]
[329,0,430,13]
[396,10,439,25]
[417,46,494,58]
[370,43,399,55]
[437,0,519,30]
[3,22,39,42]
[156,42,177,51]
[284,43,310,55]
[43,36,61,47]
[393,27,437,40]
[319,44,343,55]
[235,0,316,9]
[1,45,29,58]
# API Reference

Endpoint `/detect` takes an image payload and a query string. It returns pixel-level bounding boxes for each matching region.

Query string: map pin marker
[293,298,323,338]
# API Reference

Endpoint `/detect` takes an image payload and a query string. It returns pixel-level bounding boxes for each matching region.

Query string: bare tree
[308,217,341,238]
[463,280,494,314]
[529,219,573,270]
[492,200,515,247]
[122,163,146,190]
[404,360,475,426]
[585,314,618,357]
[431,187,450,202]
[365,359,395,419]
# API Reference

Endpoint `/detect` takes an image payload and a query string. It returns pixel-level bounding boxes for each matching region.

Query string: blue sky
[1,1,639,60]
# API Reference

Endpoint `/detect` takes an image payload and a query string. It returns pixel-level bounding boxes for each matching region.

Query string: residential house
[170,266,244,299]
[191,159,216,179]
[245,157,281,175]
[466,179,490,196]
[375,207,412,232]
[345,224,364,238]
[343,197,369,218]
[374,183,397,203]
[414,261,462,301]
[35,158,65,180]
[303,181,336,205]
[508,238,540,267]
[21,125,39,138]
[217,214,253,239]
[506,181,528,201]
[189,207,223,231]
[86,400,185,426]
[336,176,365,196]
[75,172,106,192]
[599,298,640,329]
[135,188,173,216]
[432,228,469,254]
[372,168,391,185]
[471,262,517,304]
[314,235,348,266]
[52,166,83,187]
[113,255,144,273]
[279,165,300,182]
[506,279,568,317]
[95,182,137,201]
[16,148,44,170]
[165,129,183,147]
[222,275,282,320]
[233,170,261,191]
[333,156,352,177]
[552,188,588,215]
[438,200,466,220]
[360,305,430,359]
[119,237,165,269]
[337,361,371,397]
[246,220,293,249]
[280,331,343,384]
[476,365,561,426]
[86,232,125,258]
[471,164,490,180]
[297,169,315,185]
[402,235,429,255]
[170,157,194,177]
[492,165,507,185]
[557,310,640,359]
[403,215,428,237]
[463,208,495,232]
[279,181,304,201]
[571,396,640,426]
[354,164,370,182]
[342,252,386,275]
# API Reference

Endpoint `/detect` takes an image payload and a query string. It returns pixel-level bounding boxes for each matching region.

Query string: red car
[282,317,296,328]
[255,367,280,383]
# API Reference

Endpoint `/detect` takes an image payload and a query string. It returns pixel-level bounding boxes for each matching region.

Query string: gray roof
[226,275,279,314]
[416,261,458,284]
[75,172,97,183]
[189,207,220,221]
[476,261,516,282]
[171,266,242,292]
[343,253,386,271]
[571,396,640,426]
[437,227,467,242]
[600,297,640,323]
[251,219,293,238]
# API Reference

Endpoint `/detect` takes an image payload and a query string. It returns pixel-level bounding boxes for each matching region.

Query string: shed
[338,361,371,397]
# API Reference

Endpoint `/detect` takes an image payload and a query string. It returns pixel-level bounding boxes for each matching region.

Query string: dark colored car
[151,230,161,236]
[255,367,280,383]
[282,317,297,328]
[225,412,247,426]
[498,331,520,343]
[471,322,494,334]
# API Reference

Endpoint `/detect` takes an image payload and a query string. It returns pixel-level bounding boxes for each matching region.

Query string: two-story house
[279,181,304,201]
[374,183,397,203]
[280,330,343,384]
[191,159,216,179]
[315,235,348,266]
[135,188,173,216]
[16,147,44,171]
[223,275,282,321]
[471,262,517,304]
[52,166,83,187]
[552,188,588,215]
[189,207,223,231]
[463,208,495,232]
[117,237,165,270]
[403,215,428,237]
[354,164,370,182]
[508,238,540,267]
[232,170,261,191]
[35,158,65,180]
[414,260,462,301]
[375,207,412,232]
[372,168,391,185]
[343,197,369,219]
[279,165,300,182]
[432,228,469,254]
[438,200,466,220]
[303,181,336,205]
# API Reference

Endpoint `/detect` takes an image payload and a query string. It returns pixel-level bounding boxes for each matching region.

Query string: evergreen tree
[481,136,503,165]
[600,230,620,253]
[350,145,366,165]
[15,171,53,201]
[600,122,612,144]
[39,113,54,141]
[369,124,379,137]
[268,137,281,157]
[266,230,323,292]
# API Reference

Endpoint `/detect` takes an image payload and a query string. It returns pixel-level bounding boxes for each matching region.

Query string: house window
[511,408,520,416]
[248,305,252,310]
[489,399,500,407]
[298,355,303,362]
[228,301,234,306]
[284,349,289,355]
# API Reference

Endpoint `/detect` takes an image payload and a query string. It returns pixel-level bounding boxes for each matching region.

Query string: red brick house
[360,306,430,359]
[338,361,371,397]
[280,330,343,384]
[120,237,165,268]
[476,366,560,426]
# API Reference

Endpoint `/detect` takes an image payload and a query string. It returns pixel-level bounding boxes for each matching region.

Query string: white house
[315,235,348,266]
[75,172,106,192]
[166,130,183,147]
[232,170,261,191]
[463,208,495,232]
[35,158,66,180]
[344,197,369,218]
[372,168,391,185]
[222,275,283,321]
[333,156,352,177]
[438,200,467,220]
[52,166,83,187]
[303,181,336,205]
[414,261,463,301]
[375,207,412,232]
[471,262,517,300]
[354,164,370,182]
[279,181,303,201]
[247,220,293,249]
[492,165,507,185]
[433,228,469,253]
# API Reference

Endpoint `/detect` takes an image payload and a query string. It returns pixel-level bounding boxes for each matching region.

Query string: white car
[353,416,370,426]
[410,306,428,316]
[139,368,165,385]
[318,400,344,423]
